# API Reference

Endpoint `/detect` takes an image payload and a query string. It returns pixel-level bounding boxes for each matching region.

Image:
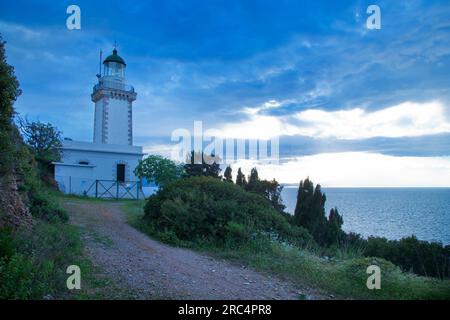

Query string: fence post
[69,176,72,194]
[137,181,140,200]
[116,181,119,199]
[95,180,98,198]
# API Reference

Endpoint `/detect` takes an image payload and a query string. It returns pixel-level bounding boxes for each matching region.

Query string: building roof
[103,48,126,66]
[59,140,144,156]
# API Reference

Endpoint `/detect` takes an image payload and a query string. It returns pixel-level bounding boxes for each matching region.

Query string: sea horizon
[281,187,450,245]
[282,185,450,189]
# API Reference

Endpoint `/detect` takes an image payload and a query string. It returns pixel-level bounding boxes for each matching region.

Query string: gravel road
[64,200,327,300]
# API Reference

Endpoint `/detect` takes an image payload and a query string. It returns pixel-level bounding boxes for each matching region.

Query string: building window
[116,164,126,182]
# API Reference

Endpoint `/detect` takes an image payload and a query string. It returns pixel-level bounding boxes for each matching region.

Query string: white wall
[54,141,144,198]
[107,98,131,145]
[93,100,104,144]
[93,95,133,145]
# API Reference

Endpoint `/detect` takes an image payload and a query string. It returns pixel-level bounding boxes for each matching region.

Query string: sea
[281,187,450,245]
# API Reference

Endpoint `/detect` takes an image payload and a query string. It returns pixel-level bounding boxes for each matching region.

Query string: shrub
[158,230,180,246]
[0,252,53,299]
[225,221,250,244]
[29,192,68,223]
[0,222,83,299]
[363,236,450,279]
[144,176,314,247]
[0,227,15,258]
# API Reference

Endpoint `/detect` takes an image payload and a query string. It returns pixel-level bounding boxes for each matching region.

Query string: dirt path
[64,200,326,300]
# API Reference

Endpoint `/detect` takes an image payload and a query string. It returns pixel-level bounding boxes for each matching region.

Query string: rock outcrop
[0,173,32,228]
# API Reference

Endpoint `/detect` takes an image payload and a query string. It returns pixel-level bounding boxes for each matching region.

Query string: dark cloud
[1,0,450,157]
[279,133,450,158]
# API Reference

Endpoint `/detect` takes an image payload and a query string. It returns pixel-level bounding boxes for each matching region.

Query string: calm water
[281,187,450,245]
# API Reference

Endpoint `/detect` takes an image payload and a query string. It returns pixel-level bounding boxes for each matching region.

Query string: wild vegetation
[17,116,62,184]
[132,154,450,299]
[143,176,313,248]
[134,154,184,188]
[291,178,450,279]
[0,37,97,299]
[136,153,450,280]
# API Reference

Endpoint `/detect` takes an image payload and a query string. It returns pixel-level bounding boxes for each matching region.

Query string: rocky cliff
[0,173,32,228]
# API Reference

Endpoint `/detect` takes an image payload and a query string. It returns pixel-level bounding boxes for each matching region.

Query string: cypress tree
[223,166,233,182]
[294,178,328,243]
[246,167,259,192]
[325,207,345,245]
[235,168,246,187]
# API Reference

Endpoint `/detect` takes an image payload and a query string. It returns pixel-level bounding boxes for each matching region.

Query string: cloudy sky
[1,0,450,186]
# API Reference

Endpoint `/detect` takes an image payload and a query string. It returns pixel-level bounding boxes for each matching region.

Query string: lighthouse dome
[103,48,126,66]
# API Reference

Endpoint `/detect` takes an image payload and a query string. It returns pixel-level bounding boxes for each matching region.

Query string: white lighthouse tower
[53,47,145,198]
[92,48,137,145]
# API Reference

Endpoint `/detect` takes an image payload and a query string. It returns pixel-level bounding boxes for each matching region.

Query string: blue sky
[1,0,450,186]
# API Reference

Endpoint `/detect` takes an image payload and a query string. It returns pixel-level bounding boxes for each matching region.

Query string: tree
[294,178,327,242]
[0,36,21,174]
[18,117,62,164]
[235,168,247,187]
[246,167,259,191]
[325,207,345,245]
[240,167,286,213]
[0,36,36,228]
[223,166,233,182]
[184,151,221,178]
[329,207,343,228]
[134,155,184,188]
[293,177,345,246]
[259,179,286,213]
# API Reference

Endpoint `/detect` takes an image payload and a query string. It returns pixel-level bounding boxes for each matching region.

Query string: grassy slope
[1,191,137,300]
[124,200,450,300]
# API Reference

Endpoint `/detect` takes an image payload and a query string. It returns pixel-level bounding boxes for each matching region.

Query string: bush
[158,229,180,246]
[225,221,251,245]
[0,222,83,299]
[29,192,68,223]
[0,252,53,299]
[144,176,314,247]
[363,236,450,279]
[0,227,15,258]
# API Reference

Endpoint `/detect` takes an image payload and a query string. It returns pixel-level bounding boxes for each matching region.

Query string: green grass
[54,191,136,203]
[0,190,138,300]
[123,201,450,300]
[215,239,450,300]
[0,221,97,299]
[124,200,153,235]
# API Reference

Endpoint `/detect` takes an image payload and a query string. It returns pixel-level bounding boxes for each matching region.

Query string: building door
[116,164,125,182]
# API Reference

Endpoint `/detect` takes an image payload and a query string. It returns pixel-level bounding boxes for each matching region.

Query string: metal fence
[86,180,143,199]
[55,175,145,199]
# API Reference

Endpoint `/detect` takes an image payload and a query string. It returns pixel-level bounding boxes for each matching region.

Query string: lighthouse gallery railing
[93,80,135,93]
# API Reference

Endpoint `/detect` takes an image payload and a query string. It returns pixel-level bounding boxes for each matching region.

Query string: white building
[54,48,145,199]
